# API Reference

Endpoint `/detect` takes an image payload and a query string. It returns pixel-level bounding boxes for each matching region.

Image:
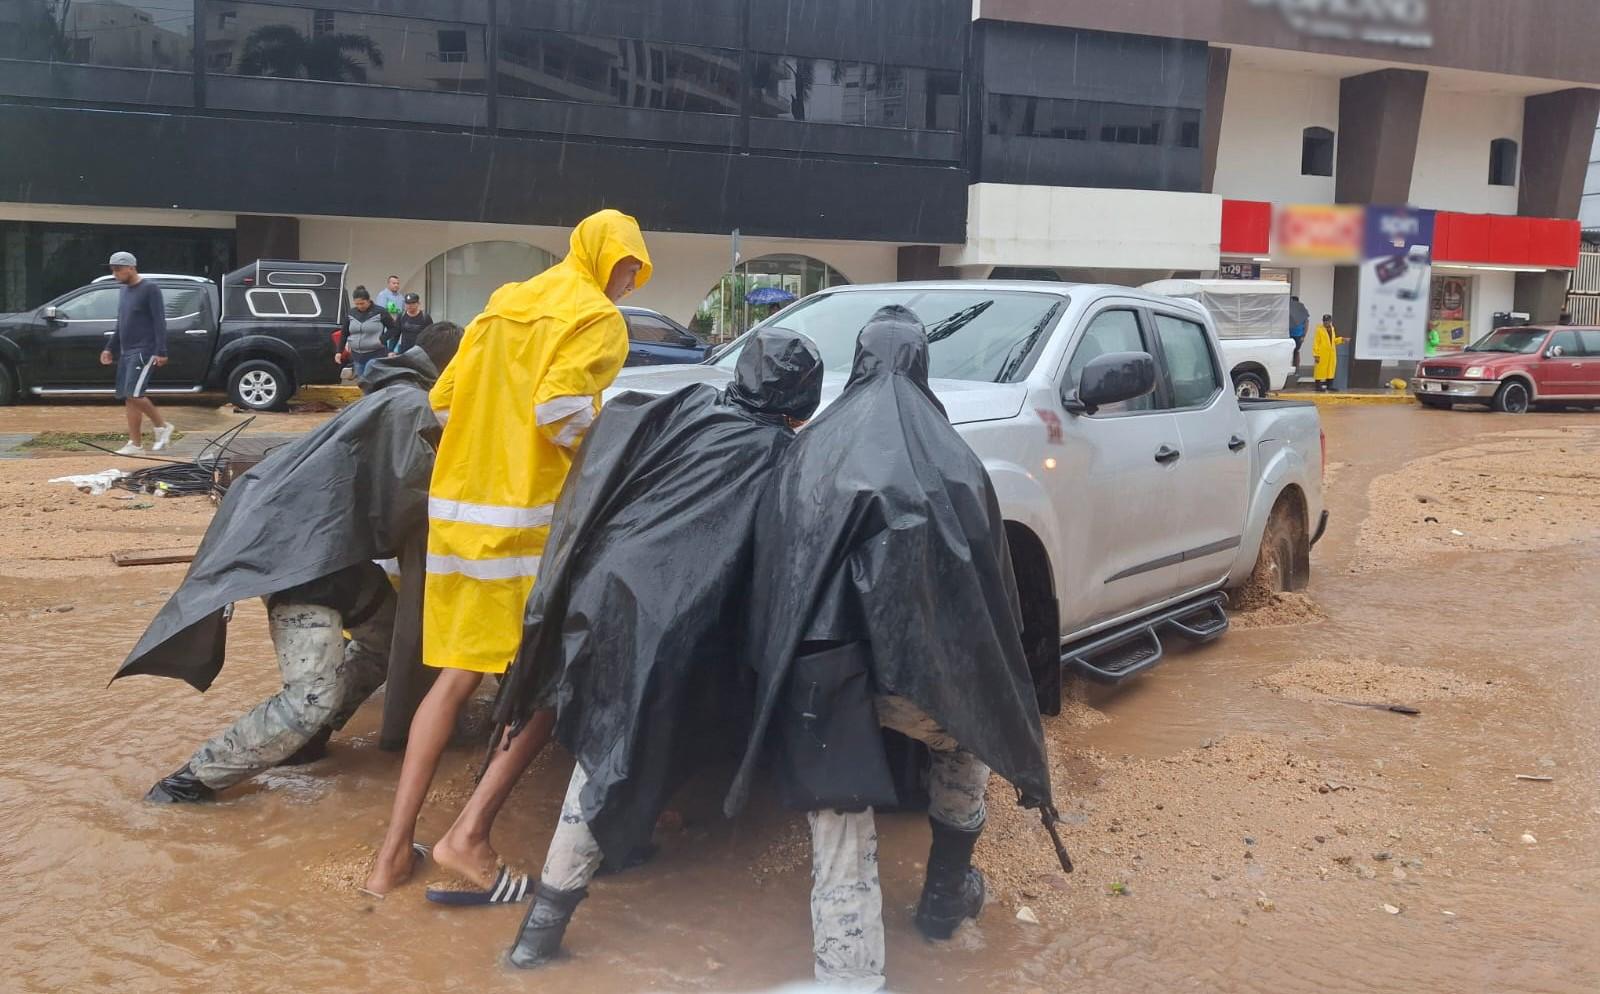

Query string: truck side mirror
[1548,346,1565,358]
[1063,351,1156,415]
[42,306,62,323]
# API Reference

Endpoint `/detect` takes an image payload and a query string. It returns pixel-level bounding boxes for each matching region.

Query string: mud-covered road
[2,401,1597,993]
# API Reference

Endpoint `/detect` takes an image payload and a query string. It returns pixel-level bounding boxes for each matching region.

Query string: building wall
[1409,89,1522,214]
[1211,67,1340,206]
[1294,264,1336,342]
[1582,124,1600,229]
[1470,270,1516,341]
[298,215,898,325]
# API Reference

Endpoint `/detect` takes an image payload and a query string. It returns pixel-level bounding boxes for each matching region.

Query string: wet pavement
[2,403,1597,993]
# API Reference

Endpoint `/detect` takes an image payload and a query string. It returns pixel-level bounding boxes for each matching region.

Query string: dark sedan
[620,306,710,366]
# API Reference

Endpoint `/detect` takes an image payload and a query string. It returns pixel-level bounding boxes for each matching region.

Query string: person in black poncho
[494,328,825,966]
[724,305,1068,992]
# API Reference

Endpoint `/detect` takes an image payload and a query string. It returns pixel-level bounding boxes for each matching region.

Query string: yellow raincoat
[423,209,652,673]
[1312,322,1346,382]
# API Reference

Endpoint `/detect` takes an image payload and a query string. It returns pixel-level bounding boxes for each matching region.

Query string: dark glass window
[208,3,484,92]
[1489,138,1519,186]
[0,0,194,71]
[751,56,961,131]
[987,95,1199,149]
[1302,126,1335,177]
[496,28,741,115]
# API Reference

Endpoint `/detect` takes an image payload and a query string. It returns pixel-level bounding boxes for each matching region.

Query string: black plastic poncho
[724,307,1057,825]
[111,350,443,749]
[494,328,824,862]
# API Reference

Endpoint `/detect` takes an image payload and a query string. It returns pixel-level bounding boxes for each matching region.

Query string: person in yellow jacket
[366,209,651,896]
[1312,314,1346,392]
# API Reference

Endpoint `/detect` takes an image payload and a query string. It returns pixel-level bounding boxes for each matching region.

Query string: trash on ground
[1514,774,1554,782]
[48,468,128,495]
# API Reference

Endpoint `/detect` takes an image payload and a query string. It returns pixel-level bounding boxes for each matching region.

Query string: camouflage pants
[188,596,394,789]
[540,765,604,891]
[808,695,991,991]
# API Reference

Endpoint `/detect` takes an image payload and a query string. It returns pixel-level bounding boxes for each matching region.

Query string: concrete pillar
[897,245,953,281]
[1200,47,1231,195]
[1514,88,1599,321]
[1333,69,1428,388]
[236,215,300,262]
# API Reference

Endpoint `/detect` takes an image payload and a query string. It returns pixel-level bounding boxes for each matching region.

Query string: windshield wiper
[993,302,1062,383]
[926,300,995,343]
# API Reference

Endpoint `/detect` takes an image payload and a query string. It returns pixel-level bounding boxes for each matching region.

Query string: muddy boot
[507,883,588,969]
[914,818,986,940]
[278,727,332,767]
[145,764,216,804]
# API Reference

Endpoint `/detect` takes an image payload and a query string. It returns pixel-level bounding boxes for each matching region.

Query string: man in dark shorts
[100,251,175,456]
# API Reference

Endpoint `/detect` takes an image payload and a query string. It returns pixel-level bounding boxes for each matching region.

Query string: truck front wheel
[228,359,291,412]
[1492,380,1530,414]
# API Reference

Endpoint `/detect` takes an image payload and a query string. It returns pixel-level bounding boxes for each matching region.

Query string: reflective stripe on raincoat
[423,209,652,673]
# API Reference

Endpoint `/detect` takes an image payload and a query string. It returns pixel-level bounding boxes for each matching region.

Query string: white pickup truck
[610,281,1326,709]
[1143,279,1298,399]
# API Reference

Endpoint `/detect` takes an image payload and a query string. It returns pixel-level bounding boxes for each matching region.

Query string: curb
[1287,392,1416,406]
[296,384,362,407]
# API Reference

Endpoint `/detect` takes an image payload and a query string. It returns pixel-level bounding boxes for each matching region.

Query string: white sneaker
[152,424,175,452]
[114,441,144,456]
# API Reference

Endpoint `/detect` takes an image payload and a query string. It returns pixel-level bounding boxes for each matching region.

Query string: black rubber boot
[145,764,216,804]
[506,883,588,969]
[278,727,333,767]
[914,818,986,940]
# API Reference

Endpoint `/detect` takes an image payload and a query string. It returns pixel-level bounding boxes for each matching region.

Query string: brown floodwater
[2,404,1598,993]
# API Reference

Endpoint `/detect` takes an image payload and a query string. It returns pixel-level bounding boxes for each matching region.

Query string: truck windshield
[1465,328,1548,354]
[712,288,1066,383]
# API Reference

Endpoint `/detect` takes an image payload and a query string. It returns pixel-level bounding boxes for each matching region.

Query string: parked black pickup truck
[0,260,349,411]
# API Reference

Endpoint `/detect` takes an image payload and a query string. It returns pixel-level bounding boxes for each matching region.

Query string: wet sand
[3,403,1599,993]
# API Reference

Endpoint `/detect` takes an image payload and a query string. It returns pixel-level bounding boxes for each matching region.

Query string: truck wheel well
[223,350,296,391]
[1004,521,1062,716]
[1230,486,1310,607]
[1231,361,1269,381]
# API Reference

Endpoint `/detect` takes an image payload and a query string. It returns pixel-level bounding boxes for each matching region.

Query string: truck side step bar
[1062,594,1230,684]
[32,386,204,396]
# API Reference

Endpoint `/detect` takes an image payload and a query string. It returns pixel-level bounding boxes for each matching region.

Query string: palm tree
[238,24,384,83]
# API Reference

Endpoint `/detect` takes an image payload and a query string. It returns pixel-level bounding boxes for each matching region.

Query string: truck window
[1578,331,1600,356]
[56,287,121,321]
[1152,313,1222,408]
[1064,309,1155,414]
[628,314,681,344]
[162,287,205,320]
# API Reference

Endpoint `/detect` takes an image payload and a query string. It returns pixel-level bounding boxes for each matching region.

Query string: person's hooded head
[846,305,944,413]
[567,209,654,302]
[726,328,824,426]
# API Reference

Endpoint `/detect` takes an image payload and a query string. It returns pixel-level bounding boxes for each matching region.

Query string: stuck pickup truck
[0,260,349,411]
[609,281,1326,709]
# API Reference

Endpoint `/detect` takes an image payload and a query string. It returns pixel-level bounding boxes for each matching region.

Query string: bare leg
[364,667,483,895]
[131,397,167,429]
[124,401,143,444]
[433,708,555,887]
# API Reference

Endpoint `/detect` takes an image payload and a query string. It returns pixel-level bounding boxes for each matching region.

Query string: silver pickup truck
[610,281,1326,706]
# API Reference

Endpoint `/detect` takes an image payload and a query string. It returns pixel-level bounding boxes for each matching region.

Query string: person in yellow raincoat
[1312,314,1346,392]
[366,209,651,896]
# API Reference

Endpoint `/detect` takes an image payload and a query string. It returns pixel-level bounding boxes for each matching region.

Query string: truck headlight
[1464,366,1485,378]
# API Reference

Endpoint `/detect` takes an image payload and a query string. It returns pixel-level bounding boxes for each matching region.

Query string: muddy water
[3,405,1599,993]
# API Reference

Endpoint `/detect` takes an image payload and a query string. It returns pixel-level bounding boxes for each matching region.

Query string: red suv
[1411,325,1600,413]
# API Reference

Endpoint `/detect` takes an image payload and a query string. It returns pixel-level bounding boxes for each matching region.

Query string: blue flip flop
[426,866,532,907]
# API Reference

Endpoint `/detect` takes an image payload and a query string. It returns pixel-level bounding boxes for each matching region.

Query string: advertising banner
[1355,206,1435,362]
[1427,275,1471,355]
[1277,204,1363,262]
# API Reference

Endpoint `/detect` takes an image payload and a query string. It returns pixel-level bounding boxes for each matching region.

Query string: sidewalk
[1277,387,1415,406]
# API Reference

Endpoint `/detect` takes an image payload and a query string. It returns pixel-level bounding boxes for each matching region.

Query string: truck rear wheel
[228,359,291,412]
[1229,494,1310,610]
[1233,370,1268,399]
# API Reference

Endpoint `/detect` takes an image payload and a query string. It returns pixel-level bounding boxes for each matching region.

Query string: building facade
[4,0,1598,385]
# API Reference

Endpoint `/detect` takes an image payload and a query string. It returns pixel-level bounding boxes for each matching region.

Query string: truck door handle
[1154,445,1181,464]
[1228,435,1246,452]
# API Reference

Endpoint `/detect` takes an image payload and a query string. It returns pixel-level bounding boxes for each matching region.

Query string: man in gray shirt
[99,251,175,455]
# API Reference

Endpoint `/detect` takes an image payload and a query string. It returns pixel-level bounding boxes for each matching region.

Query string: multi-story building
[4,0,1596,386]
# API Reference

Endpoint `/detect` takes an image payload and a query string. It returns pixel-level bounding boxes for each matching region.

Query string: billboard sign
[1356,205,1435,361]
[1277,204,1364,261]
[1248,0,1434,49]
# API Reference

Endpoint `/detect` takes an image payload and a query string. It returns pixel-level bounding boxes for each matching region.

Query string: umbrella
[745,286,797,306]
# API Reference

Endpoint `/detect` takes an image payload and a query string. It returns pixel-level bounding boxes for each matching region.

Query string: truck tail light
[330,328,343,346]
[1320,428,1327,482]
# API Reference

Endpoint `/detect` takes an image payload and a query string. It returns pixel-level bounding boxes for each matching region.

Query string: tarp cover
[723,305,1054,818]
[495,328,824,862]
[1141,279,1292,341]
[112,349,444,747]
